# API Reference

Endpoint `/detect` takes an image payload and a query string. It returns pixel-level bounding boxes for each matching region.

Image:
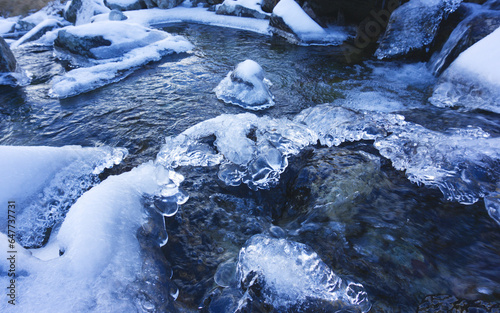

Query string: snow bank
[237,234,371,311]
[0,162,182,312]
[0,145,127,248]
[214,59,274,110]
[429,26,500,113]
[93,7,271,34]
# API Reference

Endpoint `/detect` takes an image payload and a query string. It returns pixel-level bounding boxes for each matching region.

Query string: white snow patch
[430,26,500,113]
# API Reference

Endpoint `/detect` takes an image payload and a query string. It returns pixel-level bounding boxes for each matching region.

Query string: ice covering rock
[429,27,500,113]
[270,0,348,44]
[157,113,317,190]
[216,0,270,19]
[214,59,274,110]
[294,105,406,146]
[0,162,183,312]
[237,234,371,311]
[0,145,127,248]
[50,22,193,98]
[375,0,463,59]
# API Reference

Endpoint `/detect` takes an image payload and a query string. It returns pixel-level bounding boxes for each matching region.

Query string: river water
[1,23,499,312]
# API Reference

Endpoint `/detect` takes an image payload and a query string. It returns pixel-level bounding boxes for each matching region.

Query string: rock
[300,0,385,25]
[429,9,500,74]
[214,59,274,110]
[216,0,269,19]
[375,0,463,59]
[417,294,500,312]
[109,9,128,20]
[143,0,157,8]
[11,19,63,49]
[64,0,83,24]
[261,0,279,13]
[152,0,184,9]
[0,37,18,73]
[104,0,146,11]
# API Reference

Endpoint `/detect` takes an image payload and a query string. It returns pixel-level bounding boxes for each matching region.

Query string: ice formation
[0,162,184,312]
[429,27,500,113]
[50,22,193,98]
[0,145,127,248]
[237,234,371,311]
[375,0,463,59]
[214,59,275,110]
[157,113,317,190]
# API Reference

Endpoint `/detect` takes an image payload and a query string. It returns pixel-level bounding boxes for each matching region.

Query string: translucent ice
[157,113,317,189]
[214,59,274,110]
[429,27,500,113]
[237,234,371,311]
[0,145,127,248]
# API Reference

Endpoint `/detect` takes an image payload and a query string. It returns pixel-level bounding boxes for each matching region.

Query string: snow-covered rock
[109,9,128,20]
[104,0,145,11]
[214,59,274,110]
[64,0,110,25]
[0,162,182,312]
[429,26,500,113]
[375,0,463,59]
[270,0,347,44]
[153,0,185,9]
[0,145,127,247]
[216,0,270,19]
[11,19,64,49]
[50,21,193,98]
[236,234,371,311]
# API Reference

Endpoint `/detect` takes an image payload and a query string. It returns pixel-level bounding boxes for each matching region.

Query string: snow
[10,19,63,49]
[50,24,193,98]
[221,0,267,13]
[75,0,110,25]
[93,7,271,35]
[429,26,500,113]
[0,145,127,248]
[273,0,324,37]
[217,0,269,19]
[0,162,182,312]
[0,18,16,34]
[214,59,275,110]
[107,0,139,5]
[237,234,371,311]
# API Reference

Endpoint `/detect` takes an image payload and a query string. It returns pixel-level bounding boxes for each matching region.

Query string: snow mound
[214,59,274,110]
[0,162,182,312]
[156,113,317,190]
[50,22,193,98]
[0,145,127,248]
[237,234,371,311]
[429,27,500,113]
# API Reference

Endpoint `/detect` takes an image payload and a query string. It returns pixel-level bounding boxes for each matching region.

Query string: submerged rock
[216,0,269,19]
[104,0,145,11]
[375,0,463,59]
[214,59,274,110]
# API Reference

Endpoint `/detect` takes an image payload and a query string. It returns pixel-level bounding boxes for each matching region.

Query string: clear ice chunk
[236,234,371,312]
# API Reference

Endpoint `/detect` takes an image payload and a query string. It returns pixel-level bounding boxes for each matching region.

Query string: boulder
[104,0,146,10]
[299,0,386,25]
[152,0,184,9]
[0,37,17,73]
[261,0,279,13]
[109,9,128,20]
[143,0,157,7]
[64,0,83,24]
[216,0,269,19]
[375,0,463,59]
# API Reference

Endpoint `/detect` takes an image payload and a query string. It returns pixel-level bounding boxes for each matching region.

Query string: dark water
[1,23,499,312]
